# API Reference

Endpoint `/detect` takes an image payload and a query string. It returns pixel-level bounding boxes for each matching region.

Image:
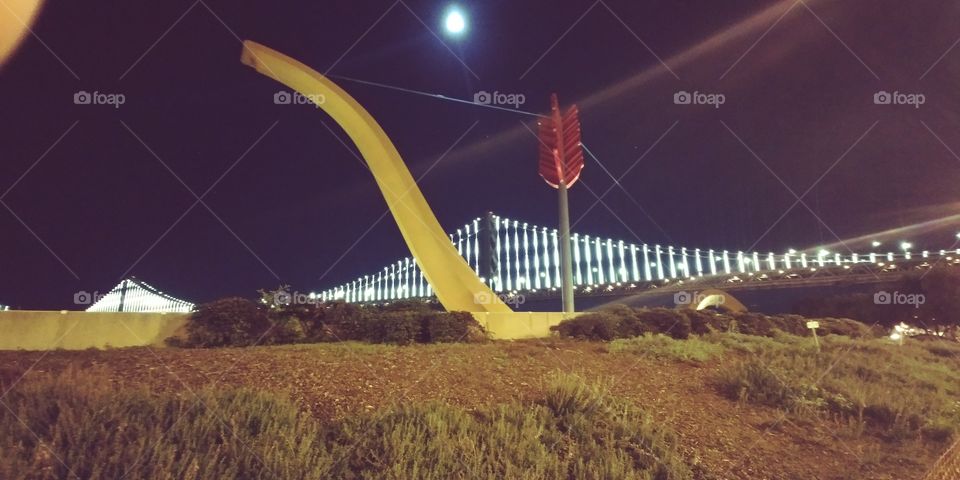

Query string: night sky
[2,0,960,309]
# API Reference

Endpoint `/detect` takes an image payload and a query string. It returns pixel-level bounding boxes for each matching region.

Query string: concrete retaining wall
[0,310,580,350]
[0,311,188,350]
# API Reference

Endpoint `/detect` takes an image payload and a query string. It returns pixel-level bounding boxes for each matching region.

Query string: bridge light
[900,242,912,250]
[871,241,881,248]
[788,249,797,254]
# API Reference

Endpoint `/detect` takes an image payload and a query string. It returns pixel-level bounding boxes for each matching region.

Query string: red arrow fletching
[537,94,584,189]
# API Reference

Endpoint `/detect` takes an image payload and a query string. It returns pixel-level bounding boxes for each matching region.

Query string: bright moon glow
[445,9,466,34]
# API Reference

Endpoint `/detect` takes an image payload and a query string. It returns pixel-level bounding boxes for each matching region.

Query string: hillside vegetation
[1,307,957,479]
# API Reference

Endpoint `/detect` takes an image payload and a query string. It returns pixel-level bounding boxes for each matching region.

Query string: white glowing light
[444,9,466,34]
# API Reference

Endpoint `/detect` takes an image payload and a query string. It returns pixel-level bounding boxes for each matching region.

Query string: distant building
[86,278,194,313]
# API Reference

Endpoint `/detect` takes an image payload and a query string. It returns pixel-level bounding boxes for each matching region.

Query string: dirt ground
[0,340,950,480]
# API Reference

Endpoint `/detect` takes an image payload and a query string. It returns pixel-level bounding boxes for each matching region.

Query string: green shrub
[366,310,425,344]
[424,311,485,343]
[551,306,867,343]
[685,310,734,334]
[378,299,439,313]
[551,306,697,340]
[635,308,691,339]
[176,297,271,348]
[316,301,370,341]
[550,309,622,340]
[172,296,490,348]
[265,308,308,345]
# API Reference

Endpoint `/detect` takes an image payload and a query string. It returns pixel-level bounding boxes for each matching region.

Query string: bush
[424,311,484,343]
[316,301,370,341]
[172,294,488,348]
[175,297,271,348]
[551,306,697,340]
[364,311,425,345]
[550,309,621,340]
[551,306,870,343]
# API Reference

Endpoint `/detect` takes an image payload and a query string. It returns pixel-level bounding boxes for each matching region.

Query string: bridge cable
[328,74,548,119]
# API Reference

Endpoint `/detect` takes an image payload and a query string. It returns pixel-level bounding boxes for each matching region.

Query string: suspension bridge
[315,212,958,306]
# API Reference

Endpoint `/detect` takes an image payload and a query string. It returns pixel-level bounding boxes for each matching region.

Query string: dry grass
[0,369,690,480]
[1,335,955,479]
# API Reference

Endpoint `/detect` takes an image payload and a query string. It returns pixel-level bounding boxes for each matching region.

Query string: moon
[444,8,466,35]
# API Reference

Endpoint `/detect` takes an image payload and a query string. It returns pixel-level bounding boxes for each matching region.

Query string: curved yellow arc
[240,40,511,313]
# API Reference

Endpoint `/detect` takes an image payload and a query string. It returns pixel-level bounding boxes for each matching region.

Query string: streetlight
[871,241,881,248]
[901,242,912,260]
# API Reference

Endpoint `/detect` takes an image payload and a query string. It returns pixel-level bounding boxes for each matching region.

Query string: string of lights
[315,214,956,303]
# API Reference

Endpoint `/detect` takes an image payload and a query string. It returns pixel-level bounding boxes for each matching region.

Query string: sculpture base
[470,312,583,340]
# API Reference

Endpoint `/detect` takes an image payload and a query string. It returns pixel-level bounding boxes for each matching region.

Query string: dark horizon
[3,0,960,309]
